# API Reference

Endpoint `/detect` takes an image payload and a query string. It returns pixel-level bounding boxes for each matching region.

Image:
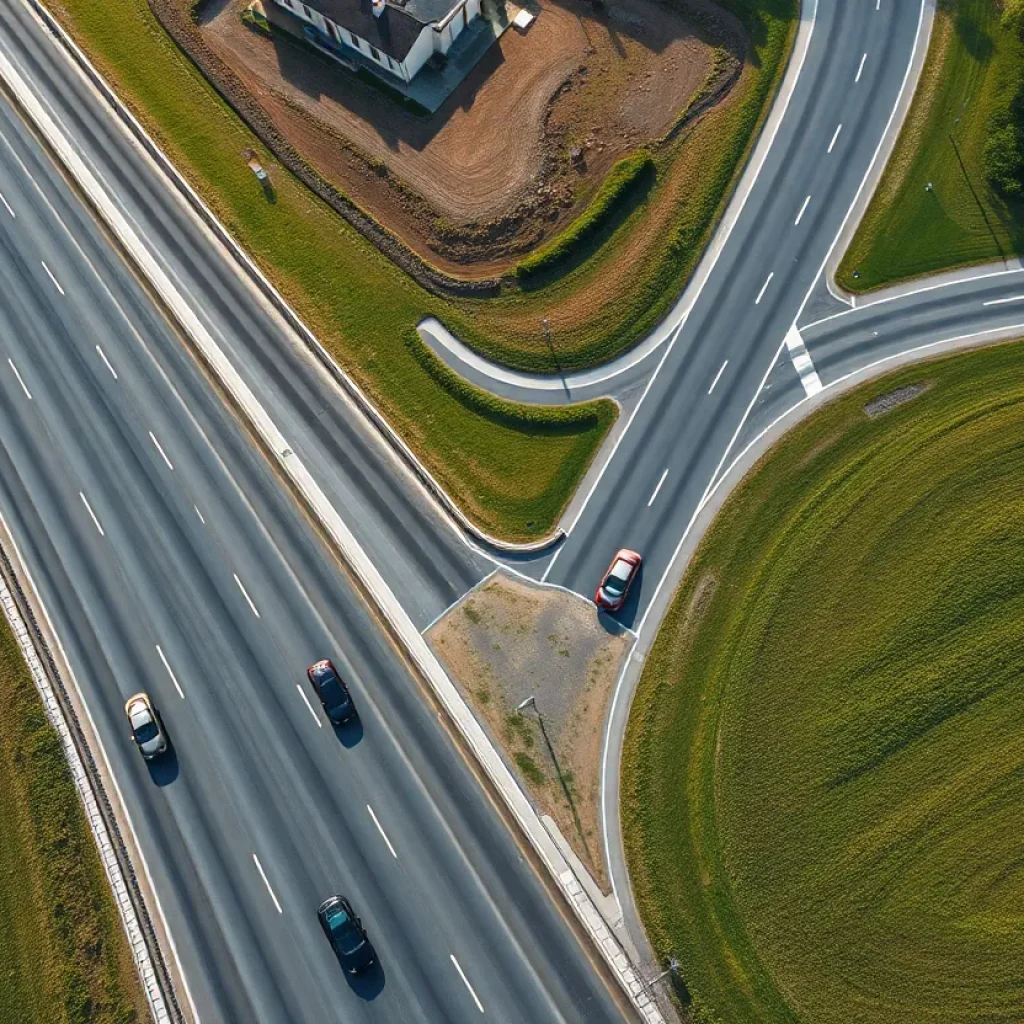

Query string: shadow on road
[332,715,364,748]
[346,959,386,1001]
[147,744,180,787]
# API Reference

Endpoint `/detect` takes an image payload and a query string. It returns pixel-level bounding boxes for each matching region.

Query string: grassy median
[623,340,1024,1024]
[0,615,146,1024]
[839,0,1024,291]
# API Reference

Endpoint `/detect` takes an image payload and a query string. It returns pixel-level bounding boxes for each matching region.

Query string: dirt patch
[199,0,741,272]
[428,571,633,891]
[864,381,932,418]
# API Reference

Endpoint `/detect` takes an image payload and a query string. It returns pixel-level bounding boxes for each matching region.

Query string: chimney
[372,0,385,16]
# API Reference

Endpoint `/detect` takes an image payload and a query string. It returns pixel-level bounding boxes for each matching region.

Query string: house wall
[432,0,479,55]
[401,26,435,81]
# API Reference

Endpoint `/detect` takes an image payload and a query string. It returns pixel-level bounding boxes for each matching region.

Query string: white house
[271,0,482,83]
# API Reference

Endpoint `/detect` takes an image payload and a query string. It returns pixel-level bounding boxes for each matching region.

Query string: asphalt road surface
[0,8,627,1023]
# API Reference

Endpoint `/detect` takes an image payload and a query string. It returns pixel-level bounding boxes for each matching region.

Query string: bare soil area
[428,571,633,892]
[200,0,736,271]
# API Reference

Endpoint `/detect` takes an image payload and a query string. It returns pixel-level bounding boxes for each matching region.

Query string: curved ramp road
[0,57,625,1024]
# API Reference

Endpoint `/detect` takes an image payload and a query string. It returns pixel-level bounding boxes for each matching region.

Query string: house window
[302,4,313,19]
[370,45,382,63]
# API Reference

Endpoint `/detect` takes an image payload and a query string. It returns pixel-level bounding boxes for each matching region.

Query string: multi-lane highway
[4,0,1024,1019]
[0,5,627,1023]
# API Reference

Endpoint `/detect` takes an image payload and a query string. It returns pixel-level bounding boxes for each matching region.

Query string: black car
[307,659,357,725]
[318,895,375,974]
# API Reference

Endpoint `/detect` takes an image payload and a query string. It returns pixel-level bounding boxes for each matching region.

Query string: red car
[595,549,642,611]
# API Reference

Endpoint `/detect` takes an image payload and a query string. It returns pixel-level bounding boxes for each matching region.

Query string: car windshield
[603,560,632,596]
[326,906,362,954]
[134,721,159,743]
[320,676,346,706]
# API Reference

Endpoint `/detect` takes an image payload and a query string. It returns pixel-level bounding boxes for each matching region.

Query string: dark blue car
[307,659,357,725]
[318,895,375,974]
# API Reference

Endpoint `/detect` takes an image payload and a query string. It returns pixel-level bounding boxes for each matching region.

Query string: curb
[0,517,183,1024]
[22,0,559,557]
[1,19,661,1023]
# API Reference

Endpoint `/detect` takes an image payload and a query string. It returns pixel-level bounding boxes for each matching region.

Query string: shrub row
[515,151,655,280]
[985,3,1024,195]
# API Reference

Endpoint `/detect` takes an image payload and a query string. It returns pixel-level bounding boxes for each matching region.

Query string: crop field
[0,614,146,1024]
[839,0,1024,291]
[622,340,1024,1024]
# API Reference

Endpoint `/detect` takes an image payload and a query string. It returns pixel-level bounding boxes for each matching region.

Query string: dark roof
[310,0,457,63]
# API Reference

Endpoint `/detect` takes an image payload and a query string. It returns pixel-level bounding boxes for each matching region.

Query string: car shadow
[346,958,385,1000]
[147,744,180,787]
[332,716,364,748]
[597,566,644,632]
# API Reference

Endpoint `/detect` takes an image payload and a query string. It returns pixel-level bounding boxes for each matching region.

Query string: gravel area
[864,381,931,418]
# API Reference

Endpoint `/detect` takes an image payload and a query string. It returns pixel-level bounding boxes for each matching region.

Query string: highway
[0,6,627,1023]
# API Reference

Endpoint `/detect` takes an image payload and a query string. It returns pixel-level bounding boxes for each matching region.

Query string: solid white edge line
[79,491,104,537]
[148,430,174,471]
[40,259,64,295]
[646,469,668,508]
[296,684,322,728]
[252,854,283,914]
[794,195,811,226]
[827,123,842,153]
[856,53,867,83]
[0,190,14,217]
[155,644,185,699]
[450,954,485,1014]
[232,573,260,618]
[367,804,398,858]
[8,358,31,399]
[96,344,118,379]
[755,271,774,305]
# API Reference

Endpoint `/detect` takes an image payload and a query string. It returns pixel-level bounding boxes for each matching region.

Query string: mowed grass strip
[839,0,1024,291]
[0,615,146,1024]
[50,0,616,542]
[622,340,1024,1024]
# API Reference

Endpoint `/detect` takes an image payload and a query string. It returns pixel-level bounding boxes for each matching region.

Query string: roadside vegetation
[839,0,1024,291]
[622,340,1024,1024]
[0,616,146,1024]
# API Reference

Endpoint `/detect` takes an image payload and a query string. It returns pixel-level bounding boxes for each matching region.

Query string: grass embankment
[623,340,1024,1024]
[839,0,1024,291]
[0,616,146,1024]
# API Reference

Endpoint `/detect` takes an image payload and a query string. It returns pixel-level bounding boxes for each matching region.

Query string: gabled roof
[309,0,455,63]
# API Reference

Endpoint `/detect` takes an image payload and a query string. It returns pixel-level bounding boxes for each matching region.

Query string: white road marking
[0,191,14,218]
[828,123,842,154]
[8,359,31,400]
[450,955,484,1013]
[367,805,397,859]
[96,345,118,379]
[233,573,261,618]
[252,854,283,914]
[785,324,823,397]
[40,260,64,295]
[297,684,322,728]
[193,505,206,524]
[983,295,1024,306]
[794,195,811,226]
[156,644,185,699]
[856,53,867,83]
[149,431,174,471]
[646,469,668,508]
[755,272,774,305]
[79,492,104,537]
[708,359,729,395]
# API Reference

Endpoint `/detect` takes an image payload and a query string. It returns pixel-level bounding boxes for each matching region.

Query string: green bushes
[515,152,655,280]
[986,5,1024,196]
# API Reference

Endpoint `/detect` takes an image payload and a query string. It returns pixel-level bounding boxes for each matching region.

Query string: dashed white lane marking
[367,805,398,859]
[40,260,64,295]
[193,505,206,524]
[0,191,14,218]
[755,272,774,305]
[828,123,842,154]
[96,345,118,379]
[148,431,174,471]
[983,295,1024,306]
[450,955,484,1014]
[784,324,823,397]
[794,195,811,226]
[297,684,322,728]
[156,644,185,699]
[708,359,729,394]
[856,53,867,82]
[79,491,104,537]
[252,854,283,914]
[233,573,261,618]
[646,469,668,508]
[8,358,31,400]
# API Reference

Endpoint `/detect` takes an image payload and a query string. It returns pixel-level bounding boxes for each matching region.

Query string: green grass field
[622,340,1024,1024]
[839,0,1024,292]
[0,616,146,1024]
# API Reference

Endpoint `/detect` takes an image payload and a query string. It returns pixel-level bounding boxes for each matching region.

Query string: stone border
[0,520,183,1024]
[0,20,662,1022]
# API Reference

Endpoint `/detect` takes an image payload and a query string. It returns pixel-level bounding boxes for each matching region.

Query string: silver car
[125,692,169,760]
